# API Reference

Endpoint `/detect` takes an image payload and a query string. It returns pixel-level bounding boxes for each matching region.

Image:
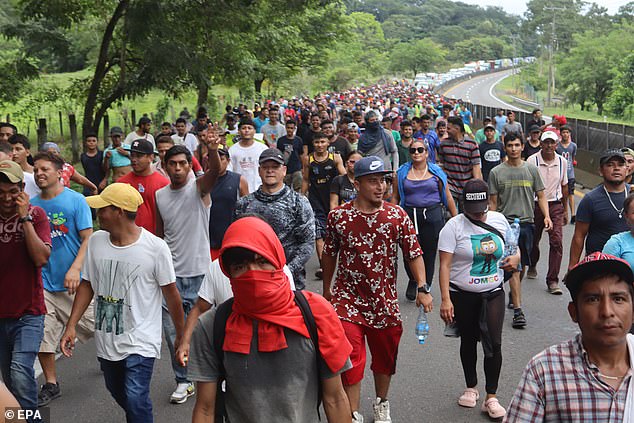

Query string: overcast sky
[456,0,631,16]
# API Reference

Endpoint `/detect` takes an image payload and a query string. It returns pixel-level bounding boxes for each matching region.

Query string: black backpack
[212,290,323,422]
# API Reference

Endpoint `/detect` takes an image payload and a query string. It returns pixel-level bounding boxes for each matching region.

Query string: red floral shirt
[323,201,422,328]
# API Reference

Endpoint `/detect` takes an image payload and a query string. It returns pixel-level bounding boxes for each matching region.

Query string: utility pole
[544,5,564,107]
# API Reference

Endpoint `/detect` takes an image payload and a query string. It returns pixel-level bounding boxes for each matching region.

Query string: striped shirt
[438,137,481,195]
[505,334,632,422]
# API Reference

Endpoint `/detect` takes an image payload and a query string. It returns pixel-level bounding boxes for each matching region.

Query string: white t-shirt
[197,260,296,306]
[171,133,199,154]
[438,212,510,293]
[228,141,268,193]
[260,122,286,148]
[124,131,155,148]
[155,179,211,277]
[82,229,175,360]
[24,171,41,199]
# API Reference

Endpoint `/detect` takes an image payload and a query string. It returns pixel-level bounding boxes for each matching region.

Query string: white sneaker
[170,382,195,404]
[373,397,391,423]
[352,410,364,423]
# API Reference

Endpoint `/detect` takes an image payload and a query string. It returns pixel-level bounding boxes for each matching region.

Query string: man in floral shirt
[322,155,433,423]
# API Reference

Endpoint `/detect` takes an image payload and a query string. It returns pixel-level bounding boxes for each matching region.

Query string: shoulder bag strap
[294,290,323,420]
[464,214,504,240]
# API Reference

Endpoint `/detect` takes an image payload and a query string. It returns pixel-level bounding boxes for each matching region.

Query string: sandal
[458,387,479,408]
[481,397,506,419]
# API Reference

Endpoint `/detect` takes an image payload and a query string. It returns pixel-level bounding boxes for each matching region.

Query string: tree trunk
[81,0,129,136]
[597,102,604,116]
[254,78,264,94]
[196,81,209,109]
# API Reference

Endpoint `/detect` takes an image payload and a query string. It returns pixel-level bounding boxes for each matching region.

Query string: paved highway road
[440,69,528,113]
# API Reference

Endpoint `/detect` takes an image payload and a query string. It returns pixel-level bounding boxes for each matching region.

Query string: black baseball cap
[129,139,154,155]
[564,252,633,297]
[259,148,285,165]
[529,125,541,133]
[600,149,626,166]
[109,126,124,136]
[462,179,489,214]
[218,144,230,157]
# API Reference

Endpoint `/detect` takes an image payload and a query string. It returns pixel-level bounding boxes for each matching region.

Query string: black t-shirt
[330,174,356,205]
[522,142,541,161]
[80,150,104,194]
[276,136,304,174]
[479,141,505,182]
[576,184,630,254]
[303,129,322,155]
[327,137,352,160]
[308,153,338,214]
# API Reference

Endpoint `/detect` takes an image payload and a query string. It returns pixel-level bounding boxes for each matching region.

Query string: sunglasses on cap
[409,147,427,154]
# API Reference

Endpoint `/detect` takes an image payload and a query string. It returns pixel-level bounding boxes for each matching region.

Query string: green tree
[389,39,445,78]
[607,53,634,118]
[558,25,634,115]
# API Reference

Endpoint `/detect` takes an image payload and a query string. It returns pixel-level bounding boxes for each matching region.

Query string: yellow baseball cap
[86,183,143,212]
[0,160,24,183]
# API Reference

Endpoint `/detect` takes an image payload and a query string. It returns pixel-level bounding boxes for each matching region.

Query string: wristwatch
[18,215,33,223]
[417,283,431,294]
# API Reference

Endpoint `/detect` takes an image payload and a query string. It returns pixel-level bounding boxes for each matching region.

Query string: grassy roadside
[1,71,240,144]
[493,74,634,126]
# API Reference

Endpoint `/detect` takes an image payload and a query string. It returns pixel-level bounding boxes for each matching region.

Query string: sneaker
[570,215,576,225]
[458,387,479,407]
[526,267,537,279]
[170,382,195,404]
[548,284,563,295]
[481,397,506,419]
[352,411,364,423]
[314,268,323,279]
[373,397,391,423]
[512,311,527,329]
[405,280,417,301]
[38,382,61,406]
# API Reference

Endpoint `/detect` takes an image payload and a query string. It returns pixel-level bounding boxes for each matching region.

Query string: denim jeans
[0,314,44,413]
[99,354,155,423]
[162,275,204,383]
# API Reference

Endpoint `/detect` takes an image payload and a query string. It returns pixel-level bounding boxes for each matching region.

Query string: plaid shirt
[505,334,632,422]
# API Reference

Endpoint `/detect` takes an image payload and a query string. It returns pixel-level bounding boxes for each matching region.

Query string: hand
[15,192,30,218]
[176,341,190,367]
[91,186,98,195]
[440,299,454,324]
[64,268,81,295]
[416,292,433,312]
[544,216,553,232]
[60,327,77,357]
[205,123,222,150]
[563,211,569,226]
[499,254,520,272]
[105,151,112,158]
[98,179,108,191]
[116,147,126,155]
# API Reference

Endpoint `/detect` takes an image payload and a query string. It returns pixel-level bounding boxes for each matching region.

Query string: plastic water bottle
[499,218,520,265]
[415,307,429,345]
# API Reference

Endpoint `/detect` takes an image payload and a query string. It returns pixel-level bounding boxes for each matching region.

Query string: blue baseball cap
[353,156,390,179]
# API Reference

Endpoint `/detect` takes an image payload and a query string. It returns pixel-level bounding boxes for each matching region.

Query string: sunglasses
[409,147,427,154]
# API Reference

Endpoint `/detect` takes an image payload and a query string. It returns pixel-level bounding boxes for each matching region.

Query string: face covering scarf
[219,217,352,372]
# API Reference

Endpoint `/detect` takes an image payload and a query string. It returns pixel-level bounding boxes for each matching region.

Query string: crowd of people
[1,79,634,423]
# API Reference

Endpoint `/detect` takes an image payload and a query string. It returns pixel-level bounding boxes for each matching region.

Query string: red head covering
[219,217,352,372]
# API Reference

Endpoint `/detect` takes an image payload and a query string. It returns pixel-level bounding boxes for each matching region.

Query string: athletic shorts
[568,178,575,196]
[314,210,327,240]
[41,290,95,353]
[340,321,403,386]
[518,223,535,268]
